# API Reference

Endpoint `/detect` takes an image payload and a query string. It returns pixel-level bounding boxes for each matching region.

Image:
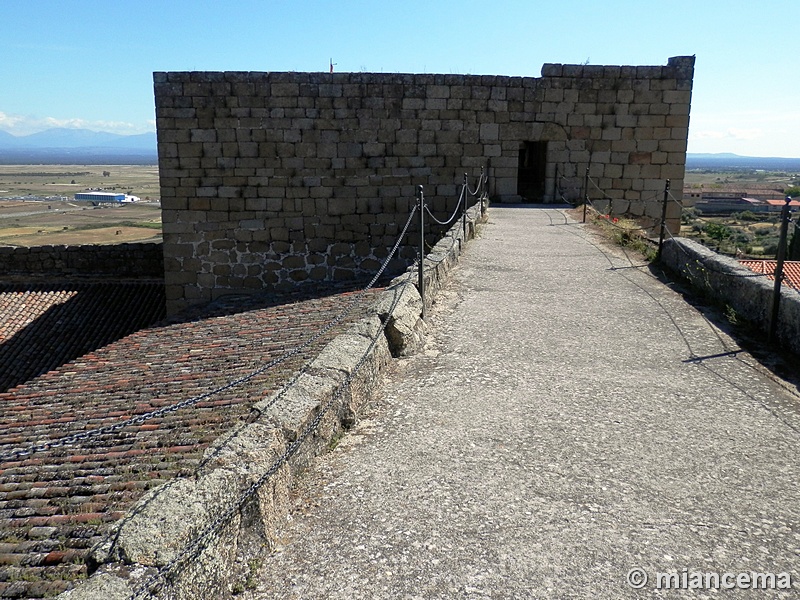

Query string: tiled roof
[0,283,166,393]
[739,260,800,290]
[0,283,378,598]
[764,199,800,207]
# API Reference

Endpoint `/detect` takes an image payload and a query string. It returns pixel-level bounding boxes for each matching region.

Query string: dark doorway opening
[517,141,548,202]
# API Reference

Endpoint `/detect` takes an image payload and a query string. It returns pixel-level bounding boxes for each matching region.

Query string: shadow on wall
[647,258,800,397]
[0,283,166,393]
[0,277,392,394]
[160,276,386,326]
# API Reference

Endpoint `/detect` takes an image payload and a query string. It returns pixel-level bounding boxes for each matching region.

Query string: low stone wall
[59,202,486,599]
[660,237,800,355]
[0,243,164,280]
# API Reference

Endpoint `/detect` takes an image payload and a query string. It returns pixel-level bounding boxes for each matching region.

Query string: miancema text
[657,570,792,590]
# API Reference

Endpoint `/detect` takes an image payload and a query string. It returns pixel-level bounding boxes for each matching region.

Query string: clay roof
[0,283,166,393]
[764,199,800,207]
[738,260,800,291]
[0,284,378,598]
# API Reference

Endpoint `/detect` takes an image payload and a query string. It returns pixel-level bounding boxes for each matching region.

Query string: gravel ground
[244,206,799,599]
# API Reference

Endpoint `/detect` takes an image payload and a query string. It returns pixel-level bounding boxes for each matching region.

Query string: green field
[682,168,798,258]
[0,164,160,201]
[0,165,162,246]
[0,200,163,246]
[684,169,797,190]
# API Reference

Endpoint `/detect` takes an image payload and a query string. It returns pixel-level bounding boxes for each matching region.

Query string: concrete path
[246,206,799,599]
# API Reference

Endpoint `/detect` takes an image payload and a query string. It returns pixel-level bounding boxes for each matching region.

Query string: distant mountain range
[0,128,157,164]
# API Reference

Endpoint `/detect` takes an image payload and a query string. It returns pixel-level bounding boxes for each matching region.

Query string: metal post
[462,172,468,240]
[768,196,792,343]
[417,185,426,320]
[582,167,589,223]
[479,166,485,215]
[657,179,671,259]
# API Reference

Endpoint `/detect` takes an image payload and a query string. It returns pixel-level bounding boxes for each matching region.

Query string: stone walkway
[246,206,799,599]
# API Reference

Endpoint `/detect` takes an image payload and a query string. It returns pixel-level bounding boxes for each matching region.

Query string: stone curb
[59,201,487,599]
[661,237,800,355]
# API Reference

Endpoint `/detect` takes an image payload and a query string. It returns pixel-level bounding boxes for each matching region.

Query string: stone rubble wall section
[58,202,487,600]
[155,56,694,314]
[661,237,800,355]
[0,243,164,280]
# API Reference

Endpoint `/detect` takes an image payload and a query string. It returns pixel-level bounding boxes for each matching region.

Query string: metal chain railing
[424,185,465,226]
[251,203,419,418]
[578,171,797,347]
[0,203,421,465]
[128,265,417,600]
[135,168,490,595]
[418,171,485,268]
[557,205,800,432]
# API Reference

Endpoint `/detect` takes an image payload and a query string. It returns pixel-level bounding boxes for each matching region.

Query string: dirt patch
[0,226,162,246]
[0,164,160,201]
[0,201,162,246]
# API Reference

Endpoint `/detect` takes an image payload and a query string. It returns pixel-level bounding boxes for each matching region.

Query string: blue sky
[1,0,798,157]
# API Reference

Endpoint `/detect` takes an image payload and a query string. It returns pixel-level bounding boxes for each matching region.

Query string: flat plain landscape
[0,165,161,246]
[0,162,797,248]
[0,164,160,199]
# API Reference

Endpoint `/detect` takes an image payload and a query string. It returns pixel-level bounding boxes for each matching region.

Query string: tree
[704,222,733,242]
[681,207,700,224]
[784,186,800,198]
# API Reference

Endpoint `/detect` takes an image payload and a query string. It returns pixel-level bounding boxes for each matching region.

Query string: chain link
[584,196,659,233]
[423,185,465,226]
[128,266,416,600]
[662,227,771,280]
[465,173,484,197]
[0,206,420,465]
[423,197,483,266]
[129,183,444,600]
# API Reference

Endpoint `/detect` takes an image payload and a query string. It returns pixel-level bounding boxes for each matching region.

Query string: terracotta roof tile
[0,282,378,598]
[739,260,800,290]
[0,283,166,393]
[764,199,800,207]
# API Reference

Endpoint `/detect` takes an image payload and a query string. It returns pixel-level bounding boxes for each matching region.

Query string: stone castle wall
[155,56,694,313]
[0,243,164,280]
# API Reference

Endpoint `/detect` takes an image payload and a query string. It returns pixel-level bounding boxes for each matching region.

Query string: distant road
[0,206,88,220]
[0,201,160,221]
[0,208,83,219]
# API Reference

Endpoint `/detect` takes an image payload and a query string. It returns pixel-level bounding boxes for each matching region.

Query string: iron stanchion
[582,167,589,223]
[768,196,792,343]
[480,166,486,215]
[657,179,671,259]
[417,185,426,320]
[463,172,468,240]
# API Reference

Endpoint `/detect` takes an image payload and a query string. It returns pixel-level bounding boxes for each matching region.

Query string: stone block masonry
[0,243,163,280]
[155,56,694,314]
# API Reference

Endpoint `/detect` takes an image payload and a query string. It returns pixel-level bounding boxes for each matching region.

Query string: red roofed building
[739,260,800,291]
[764,198,800,209]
